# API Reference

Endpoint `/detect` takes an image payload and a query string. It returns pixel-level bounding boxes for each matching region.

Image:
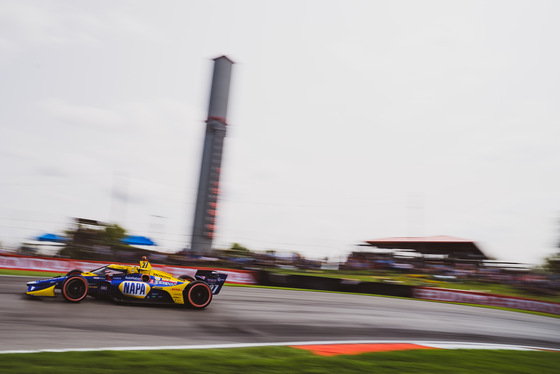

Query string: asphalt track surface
[2,276,560,351]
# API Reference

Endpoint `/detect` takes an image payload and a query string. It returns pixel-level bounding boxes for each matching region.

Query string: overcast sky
[1,1,559,264]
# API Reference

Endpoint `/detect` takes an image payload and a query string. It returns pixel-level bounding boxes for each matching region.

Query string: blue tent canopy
[121,235,157,246]
[35,233,67,243]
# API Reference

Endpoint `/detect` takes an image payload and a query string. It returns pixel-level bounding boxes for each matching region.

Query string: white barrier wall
[0,254,257,285]
[415,287,560,315]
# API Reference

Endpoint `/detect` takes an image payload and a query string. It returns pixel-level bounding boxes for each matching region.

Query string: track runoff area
[1,340,558,355]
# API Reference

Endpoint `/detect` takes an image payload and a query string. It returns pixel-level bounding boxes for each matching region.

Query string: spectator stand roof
[35,233,67,243]
[363,235,488,260]
[121,235,157,246]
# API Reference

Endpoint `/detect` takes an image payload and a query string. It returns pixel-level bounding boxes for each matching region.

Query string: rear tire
[184,281,212,309]
[62,276,88,302]
[65,269,83,277]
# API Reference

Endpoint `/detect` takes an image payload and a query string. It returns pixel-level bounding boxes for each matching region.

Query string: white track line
[0,340,558,354]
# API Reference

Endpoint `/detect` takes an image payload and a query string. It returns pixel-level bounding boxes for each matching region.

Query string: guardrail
[414,287,560,315]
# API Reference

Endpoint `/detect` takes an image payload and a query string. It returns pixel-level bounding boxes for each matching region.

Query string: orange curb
[290,343,438,356]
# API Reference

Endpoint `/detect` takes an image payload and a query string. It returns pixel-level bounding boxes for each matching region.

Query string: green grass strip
[0,347,558,374]
[0,269,64,277]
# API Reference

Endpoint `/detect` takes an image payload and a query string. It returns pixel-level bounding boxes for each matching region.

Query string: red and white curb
[0,340,558,355]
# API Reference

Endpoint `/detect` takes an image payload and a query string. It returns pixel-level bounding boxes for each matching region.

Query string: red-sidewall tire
[65,269,83,277]
[184,281,212,309]
[62,276,89,302]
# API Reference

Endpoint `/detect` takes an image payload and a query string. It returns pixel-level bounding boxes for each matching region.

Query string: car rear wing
[195,270,228,295]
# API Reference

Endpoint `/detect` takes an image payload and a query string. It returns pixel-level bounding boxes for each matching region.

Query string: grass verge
[0,269,64,277]
[0,347,558,374]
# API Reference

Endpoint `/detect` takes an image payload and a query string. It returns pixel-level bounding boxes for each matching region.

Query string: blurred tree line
[58,218,150,261]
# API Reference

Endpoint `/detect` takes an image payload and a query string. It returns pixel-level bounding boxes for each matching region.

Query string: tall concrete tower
[190,56,234,256]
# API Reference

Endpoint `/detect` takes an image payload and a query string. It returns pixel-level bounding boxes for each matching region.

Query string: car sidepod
[107,274,185,304]
[118,279,152,299]
[146,278,189,305]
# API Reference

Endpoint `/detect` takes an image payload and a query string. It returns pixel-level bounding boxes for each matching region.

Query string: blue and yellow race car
[26,257,227,309]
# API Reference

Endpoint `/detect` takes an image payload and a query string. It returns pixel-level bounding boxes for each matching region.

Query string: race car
[25,257,227,309]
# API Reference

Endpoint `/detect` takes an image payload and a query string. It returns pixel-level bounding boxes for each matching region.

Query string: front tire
[62,276,88,302]
[184,281,212,309]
